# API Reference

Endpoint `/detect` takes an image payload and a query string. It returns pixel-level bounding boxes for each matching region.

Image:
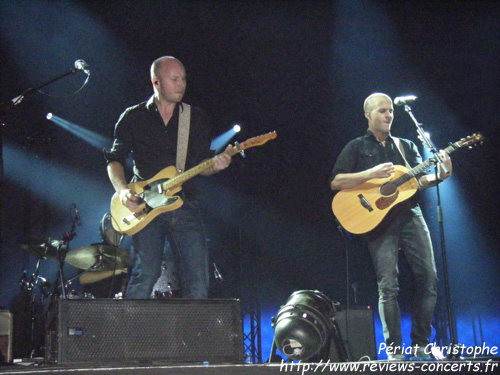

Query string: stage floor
[0,358,498,375]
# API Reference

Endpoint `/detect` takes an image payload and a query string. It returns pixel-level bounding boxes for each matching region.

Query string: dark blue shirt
[329,129,424,214]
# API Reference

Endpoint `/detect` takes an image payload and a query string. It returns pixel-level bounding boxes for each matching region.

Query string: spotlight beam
[211,125,241,152]
[47,114,111,149]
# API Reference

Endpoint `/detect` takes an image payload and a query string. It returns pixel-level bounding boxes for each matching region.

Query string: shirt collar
[145,96,184,113]
[365,129,395,144]
[146,95,156,110]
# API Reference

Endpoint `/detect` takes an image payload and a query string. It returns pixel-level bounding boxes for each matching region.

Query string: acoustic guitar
[331,133,484,234]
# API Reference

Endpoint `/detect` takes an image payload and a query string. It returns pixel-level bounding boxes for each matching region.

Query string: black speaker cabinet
[45,299,243,365]
[329,306,377,361]
[0,310,13,364]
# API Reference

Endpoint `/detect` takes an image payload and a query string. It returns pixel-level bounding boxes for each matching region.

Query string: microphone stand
[402,104,450,175]
[0,67,81,258]
[402,104,458,358]
[0,67,80,110]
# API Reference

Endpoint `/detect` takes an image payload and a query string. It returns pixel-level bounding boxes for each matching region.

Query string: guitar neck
[160,131,277,191]
[163,147,240,190]
[393,143,458,187]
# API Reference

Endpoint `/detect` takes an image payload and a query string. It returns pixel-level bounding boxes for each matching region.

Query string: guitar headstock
[455,133,485,149]
[238,131,277,150]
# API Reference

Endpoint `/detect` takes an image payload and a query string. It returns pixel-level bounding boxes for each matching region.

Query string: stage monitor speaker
[329,306,377,361]
[45,299,243,365]
[0,310,13,364]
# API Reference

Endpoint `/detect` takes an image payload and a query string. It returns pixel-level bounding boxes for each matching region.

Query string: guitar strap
[176,103,191,173]
[393,137,411,169]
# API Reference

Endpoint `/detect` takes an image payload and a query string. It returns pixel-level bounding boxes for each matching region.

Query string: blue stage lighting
[210,125,241,152]
[47,113,111,150]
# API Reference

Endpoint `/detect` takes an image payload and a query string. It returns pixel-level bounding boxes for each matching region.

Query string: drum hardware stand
[53,203,81,299]
[19,257,51,358]
[65,252,106,285]
[53,236,73,300]
[402,103,459,359]
[60,251,110,297]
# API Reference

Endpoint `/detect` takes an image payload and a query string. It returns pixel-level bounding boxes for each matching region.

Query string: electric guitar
[331,133,485,234]
[110,131,277,235]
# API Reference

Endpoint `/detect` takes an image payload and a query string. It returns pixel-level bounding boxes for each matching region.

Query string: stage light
[211,124,242,152]
[46,113,111,149]
[271,290,345,361]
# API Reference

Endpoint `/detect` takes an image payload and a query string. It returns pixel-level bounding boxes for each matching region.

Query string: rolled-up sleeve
[328,140,358,185]
[103,109,133,166]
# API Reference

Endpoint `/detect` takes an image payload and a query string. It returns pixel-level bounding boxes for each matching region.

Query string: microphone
[74,59,90,75]
[394,95,418,106]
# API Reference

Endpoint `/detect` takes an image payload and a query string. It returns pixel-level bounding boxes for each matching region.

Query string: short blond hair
[363,93,392,113]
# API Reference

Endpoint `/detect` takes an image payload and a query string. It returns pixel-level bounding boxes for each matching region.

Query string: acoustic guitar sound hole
[380,182,397,197]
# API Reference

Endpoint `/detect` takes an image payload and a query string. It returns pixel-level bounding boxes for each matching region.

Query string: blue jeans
[125,200,209,299]
[366,210,437,349]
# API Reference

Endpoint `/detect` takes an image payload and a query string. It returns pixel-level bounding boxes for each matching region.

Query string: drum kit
[20,213,130,296]
[16,208,189,358]
[21,211,183,299]
[17,212,131,357]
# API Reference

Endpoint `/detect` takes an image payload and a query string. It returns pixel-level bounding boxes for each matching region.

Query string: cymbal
[20,236,64,259]
[65,244,131,271]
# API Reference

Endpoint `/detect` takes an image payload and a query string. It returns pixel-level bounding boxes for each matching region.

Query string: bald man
[105,56,231,299]
[329,93,452,360]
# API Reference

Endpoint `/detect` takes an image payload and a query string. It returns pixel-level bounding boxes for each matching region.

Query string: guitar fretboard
[162,147,240,190]
[392,143,458,187]
[156,130,277,191]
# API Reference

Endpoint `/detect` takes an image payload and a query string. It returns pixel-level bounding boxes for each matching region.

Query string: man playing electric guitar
[104,56,232,299]
[328,93,452,360]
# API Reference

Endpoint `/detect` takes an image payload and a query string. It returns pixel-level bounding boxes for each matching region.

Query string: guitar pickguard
[375,191,399,210]
[142,179,180,208]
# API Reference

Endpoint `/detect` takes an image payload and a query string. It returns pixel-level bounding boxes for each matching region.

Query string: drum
[272,290,337,360]
[99,212,125,247]
[66,291,95,299]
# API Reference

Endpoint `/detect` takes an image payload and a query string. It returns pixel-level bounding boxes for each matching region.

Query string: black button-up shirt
[104,97,214,199]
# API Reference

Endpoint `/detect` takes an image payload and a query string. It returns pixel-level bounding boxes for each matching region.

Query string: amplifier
[0,310,13,364]
[329,306,377,361]
[45,299,243,365]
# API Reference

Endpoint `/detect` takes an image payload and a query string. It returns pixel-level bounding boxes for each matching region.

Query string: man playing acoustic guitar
[104,56,232,299]
[329,93,452,360]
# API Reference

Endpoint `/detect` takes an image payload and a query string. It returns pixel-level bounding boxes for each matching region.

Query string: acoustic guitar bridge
[358,194,373,212]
